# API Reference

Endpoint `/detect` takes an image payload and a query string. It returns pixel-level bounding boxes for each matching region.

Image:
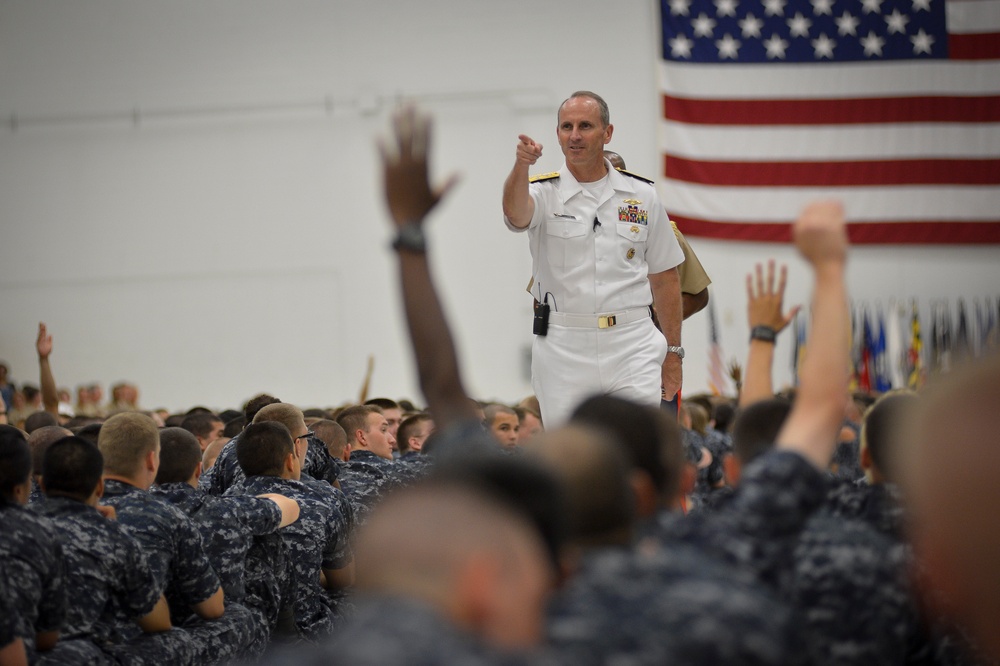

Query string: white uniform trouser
[531,317,668,428]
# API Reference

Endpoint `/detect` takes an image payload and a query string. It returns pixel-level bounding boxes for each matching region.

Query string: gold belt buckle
[598,315,617,329]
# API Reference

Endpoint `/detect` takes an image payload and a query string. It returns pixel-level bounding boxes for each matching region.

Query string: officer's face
[556,97,613,169]
[365,413,396,460]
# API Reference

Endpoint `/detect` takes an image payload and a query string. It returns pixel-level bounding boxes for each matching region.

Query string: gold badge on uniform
[626,248,636,260]
[630,225,639,234]
[623,199,642,205]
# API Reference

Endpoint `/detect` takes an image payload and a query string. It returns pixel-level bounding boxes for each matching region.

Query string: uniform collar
[349,449,392,463]
[558,159,636,204]
[103,478,145,497]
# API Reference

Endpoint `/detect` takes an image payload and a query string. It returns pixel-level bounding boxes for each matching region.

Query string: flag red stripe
[671,215,1000,243]
[662,94,1000,124]
[949,32,1000,60]
[664,154,1000,186]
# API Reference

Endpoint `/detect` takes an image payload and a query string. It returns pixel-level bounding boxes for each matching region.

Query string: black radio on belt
[533,295,550,337]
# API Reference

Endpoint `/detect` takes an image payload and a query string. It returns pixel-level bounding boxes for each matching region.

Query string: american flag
[706,294,731,395]
[657,0,1000,243]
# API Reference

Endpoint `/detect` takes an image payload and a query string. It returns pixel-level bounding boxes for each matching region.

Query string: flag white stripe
[662,181,1000,220]
[658,61,1000,98]
[660,121,1000,159]
[947,0,1000,33]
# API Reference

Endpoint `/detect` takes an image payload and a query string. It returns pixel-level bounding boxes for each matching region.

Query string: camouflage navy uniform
[198,434,241,496]
[28,477,43,504]
[656,450,829,597]
[396,450,434,479]
[824,477,906,540]
[32,495,195,666]
[201,433,338,496]
[267,596,548,666]
[101,479,254,665]
[231,474,352,641]
[153,482,285,658]
[152,482,282,602]
[821,481,986,665]
[547,543,810,666]
[0,502,66,656]
[0,579,23,657]
[791,512,917,665]
[338,450,409,526]
[830,421,862,481]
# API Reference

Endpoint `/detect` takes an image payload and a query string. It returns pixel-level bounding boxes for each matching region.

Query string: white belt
[548,307,651,329]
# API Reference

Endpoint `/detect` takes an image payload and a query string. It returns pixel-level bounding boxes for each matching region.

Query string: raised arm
[776,201,850,469]
[378,105,477,427]
[649,267,683,401]
[501,134,542,229]
[36,323,58,416]
[740,261,799,407]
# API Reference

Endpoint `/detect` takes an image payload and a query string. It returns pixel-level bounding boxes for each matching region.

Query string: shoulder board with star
[615,168,655,185]
[529,172,560,183]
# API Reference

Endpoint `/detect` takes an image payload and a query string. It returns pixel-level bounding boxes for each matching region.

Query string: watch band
[391,222,427,254]
[666,345,685,360]
[750,325,778,343]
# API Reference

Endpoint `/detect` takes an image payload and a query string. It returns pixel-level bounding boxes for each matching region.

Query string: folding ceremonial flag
[656,0,1000,244]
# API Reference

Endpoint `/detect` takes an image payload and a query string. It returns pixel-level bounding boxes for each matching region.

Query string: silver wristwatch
[666,345,685,360]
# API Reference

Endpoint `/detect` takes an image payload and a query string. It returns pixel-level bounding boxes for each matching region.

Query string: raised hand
[378,105,459,228]
[746,261,799,334]
[793,200,848,270]
[515,134,543,166]
[36,322,52,360]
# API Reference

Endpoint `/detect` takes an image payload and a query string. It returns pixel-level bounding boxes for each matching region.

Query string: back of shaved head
[357,482,542,592]
[354,480,551,647]
[28,425,73,475]
[899,354,1000,659]
[527,424,633,546]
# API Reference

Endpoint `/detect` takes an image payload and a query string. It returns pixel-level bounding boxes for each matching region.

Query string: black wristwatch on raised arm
[391,222,427,254]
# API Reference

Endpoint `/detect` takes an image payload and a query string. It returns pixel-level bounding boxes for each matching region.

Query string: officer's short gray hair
[559,91,610,128]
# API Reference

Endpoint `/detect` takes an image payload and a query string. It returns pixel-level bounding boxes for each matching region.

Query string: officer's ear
[283,452,296,476]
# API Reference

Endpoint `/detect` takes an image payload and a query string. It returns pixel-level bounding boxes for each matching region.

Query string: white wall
[1,0,998,412]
